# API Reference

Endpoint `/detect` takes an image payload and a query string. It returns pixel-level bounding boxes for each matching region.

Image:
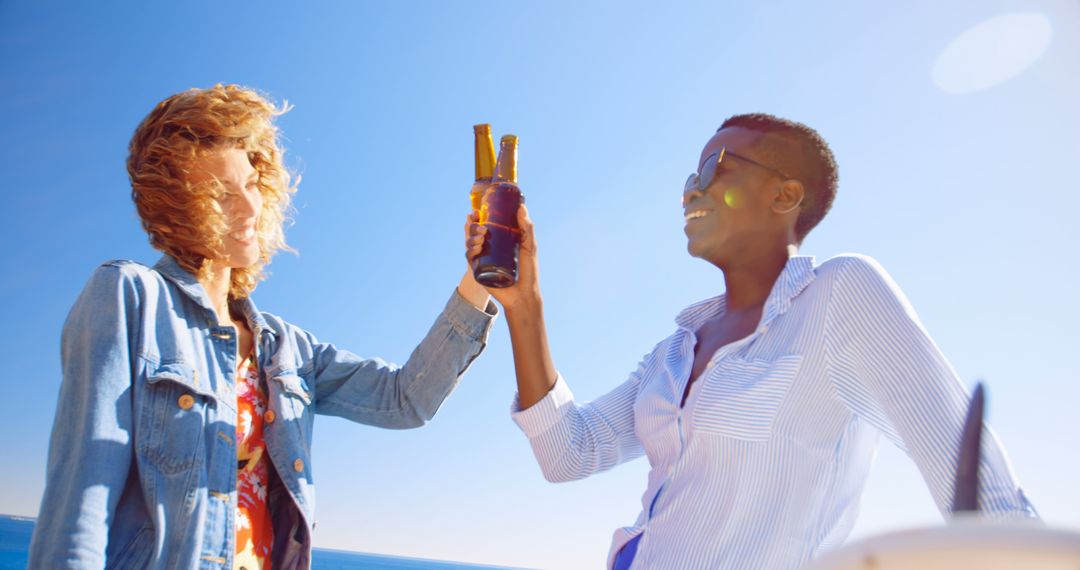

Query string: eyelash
[221,185,258,202]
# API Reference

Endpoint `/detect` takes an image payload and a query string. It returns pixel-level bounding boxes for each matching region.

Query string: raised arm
[467,206,557,409]
[467,207,646,481]
[299,286,496,429]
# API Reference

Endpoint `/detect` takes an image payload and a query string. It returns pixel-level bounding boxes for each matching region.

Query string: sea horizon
[0,514,531,570]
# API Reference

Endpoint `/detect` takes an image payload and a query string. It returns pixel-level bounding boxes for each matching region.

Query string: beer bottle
[470,124,496,212]
[492,134,517,185]
[473,134,524,288]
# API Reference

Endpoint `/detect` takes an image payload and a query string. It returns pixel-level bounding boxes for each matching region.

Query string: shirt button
[178,394,195,410]
[293,458,304,472]
[265,410,276,424]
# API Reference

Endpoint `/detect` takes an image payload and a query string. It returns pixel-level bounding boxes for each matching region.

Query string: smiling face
[187,147,263,269]
[682,127,802,268]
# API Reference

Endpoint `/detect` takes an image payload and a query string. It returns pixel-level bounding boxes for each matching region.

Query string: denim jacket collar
[152,255,275,339]
[233,296,275,340]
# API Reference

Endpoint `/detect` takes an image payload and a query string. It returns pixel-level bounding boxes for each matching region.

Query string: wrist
[457,272,492,311]
[503,291,543,319]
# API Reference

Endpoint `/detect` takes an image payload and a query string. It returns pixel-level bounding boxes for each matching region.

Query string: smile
[684,210,710,222]
[229,227,256,242]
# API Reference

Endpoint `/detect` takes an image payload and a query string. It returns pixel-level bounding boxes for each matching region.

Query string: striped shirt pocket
[692,354,803,441]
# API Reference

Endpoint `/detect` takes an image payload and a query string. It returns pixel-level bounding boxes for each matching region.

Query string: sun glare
[932,12,1053,95]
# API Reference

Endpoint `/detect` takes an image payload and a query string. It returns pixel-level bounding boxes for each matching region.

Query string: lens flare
[932,12,1052,95]
[724,188,745,208]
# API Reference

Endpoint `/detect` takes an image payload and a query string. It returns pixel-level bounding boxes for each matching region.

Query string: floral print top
[235,353,273,570]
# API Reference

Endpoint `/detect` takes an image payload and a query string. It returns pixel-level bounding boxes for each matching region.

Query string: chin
[686,237,710,260]
[687,242,727,269]
[226,253,261,271]
[238,257,261,270]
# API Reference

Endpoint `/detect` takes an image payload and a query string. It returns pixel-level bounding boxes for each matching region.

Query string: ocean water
[0,515,526,570]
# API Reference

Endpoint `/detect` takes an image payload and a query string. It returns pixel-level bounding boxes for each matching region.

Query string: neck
[721,243,798,313]
[199,261,234,326]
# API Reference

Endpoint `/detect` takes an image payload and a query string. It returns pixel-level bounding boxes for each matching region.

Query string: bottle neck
[473,126,496,181]
[494,139,518,183]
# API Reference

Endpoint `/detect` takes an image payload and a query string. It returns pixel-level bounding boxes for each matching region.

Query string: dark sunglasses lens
[685,173,698,193]
[698,152,720,191]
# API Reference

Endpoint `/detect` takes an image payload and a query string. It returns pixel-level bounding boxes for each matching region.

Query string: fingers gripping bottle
[473,134,524,288]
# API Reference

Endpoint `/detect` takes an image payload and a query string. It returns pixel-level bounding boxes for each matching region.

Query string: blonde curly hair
[127,84,296,298]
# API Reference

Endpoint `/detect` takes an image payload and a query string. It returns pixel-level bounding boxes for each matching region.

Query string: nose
[234,185,262,219]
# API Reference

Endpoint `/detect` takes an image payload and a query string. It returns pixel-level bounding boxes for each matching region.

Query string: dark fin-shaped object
[951,382,985,514]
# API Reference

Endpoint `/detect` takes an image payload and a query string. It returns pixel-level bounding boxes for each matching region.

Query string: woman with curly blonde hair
[28,84,496,569]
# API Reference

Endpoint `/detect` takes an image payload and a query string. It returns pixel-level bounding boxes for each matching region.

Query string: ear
[772,179,804,215]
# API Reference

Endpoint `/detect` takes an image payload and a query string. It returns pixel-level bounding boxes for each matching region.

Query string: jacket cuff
[511,374,574,436]
[444,289,498,342]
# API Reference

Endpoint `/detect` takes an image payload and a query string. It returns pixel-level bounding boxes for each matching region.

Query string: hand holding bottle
[466,204,540,313]
[472,135,523,288]
[464,125,553,408]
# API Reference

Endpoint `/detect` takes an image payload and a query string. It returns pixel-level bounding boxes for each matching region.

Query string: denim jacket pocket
[268,372,314,457]
[691,354,803,442]
[141,361,218,476]
[271,373,312,406]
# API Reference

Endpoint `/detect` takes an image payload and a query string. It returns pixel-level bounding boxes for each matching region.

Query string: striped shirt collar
[675,255,817,332]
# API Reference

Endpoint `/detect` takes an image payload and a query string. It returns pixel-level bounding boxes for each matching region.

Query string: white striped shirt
[511,254,1037,569]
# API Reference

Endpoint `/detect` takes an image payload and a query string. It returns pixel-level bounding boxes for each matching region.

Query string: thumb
[518,204,536,253]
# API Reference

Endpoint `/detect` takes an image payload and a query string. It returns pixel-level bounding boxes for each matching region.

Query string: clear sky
[1,1,1078,568]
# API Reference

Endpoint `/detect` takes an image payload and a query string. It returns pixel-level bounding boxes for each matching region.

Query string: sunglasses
[684,146,792,195]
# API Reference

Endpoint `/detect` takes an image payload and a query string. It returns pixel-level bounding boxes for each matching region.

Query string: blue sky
[1,1,1077,568]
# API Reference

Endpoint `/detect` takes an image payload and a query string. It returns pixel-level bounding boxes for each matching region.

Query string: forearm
[395,291,494,422]
[30,430,132,567]
[312,289,495,427]
[504,295,557,410]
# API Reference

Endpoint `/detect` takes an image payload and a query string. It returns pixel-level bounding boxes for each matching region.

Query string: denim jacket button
[265,410,276,424]
[177,394,195,410]
[293,458,304,472]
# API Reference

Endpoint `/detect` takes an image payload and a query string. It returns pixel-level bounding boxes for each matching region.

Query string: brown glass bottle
[470,124,496,212]
[474,134,524,288]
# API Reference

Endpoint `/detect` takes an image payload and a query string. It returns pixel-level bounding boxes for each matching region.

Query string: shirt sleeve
[510,357,649,483]
[28,264,140,567]
[824,255,1037,520]
[306,289,497,429]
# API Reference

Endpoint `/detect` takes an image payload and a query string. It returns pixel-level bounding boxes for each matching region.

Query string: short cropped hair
[127,84,296,298]
[719,113,838,242]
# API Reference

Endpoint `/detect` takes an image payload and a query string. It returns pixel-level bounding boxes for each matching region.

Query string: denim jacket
[28,256,496,569]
